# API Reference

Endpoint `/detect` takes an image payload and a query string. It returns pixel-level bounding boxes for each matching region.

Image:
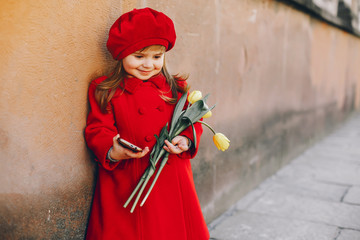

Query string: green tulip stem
[123,171,148,208]
[124,148,166,212]
[140,152,170,207]
[198,120,216,135]
[139,121,196,207]
[130,168,154,213]
[124,149,165,213]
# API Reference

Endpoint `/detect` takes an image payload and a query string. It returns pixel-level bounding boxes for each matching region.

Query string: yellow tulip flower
[202,110,212,119]
[213,133,230,151]
[188,90,202,104]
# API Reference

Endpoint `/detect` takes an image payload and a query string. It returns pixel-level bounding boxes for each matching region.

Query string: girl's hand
[110,134,150,161]
[163,136,190,154]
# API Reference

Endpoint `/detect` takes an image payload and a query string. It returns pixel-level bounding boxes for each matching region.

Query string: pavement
[208,113,360,240]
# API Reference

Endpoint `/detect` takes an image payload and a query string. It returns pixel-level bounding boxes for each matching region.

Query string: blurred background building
[1,0,360,238]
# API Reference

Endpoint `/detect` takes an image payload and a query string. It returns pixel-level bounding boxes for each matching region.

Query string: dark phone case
[117,138,142,152]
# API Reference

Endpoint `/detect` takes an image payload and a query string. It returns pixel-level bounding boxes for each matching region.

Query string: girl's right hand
[109,134,149,161]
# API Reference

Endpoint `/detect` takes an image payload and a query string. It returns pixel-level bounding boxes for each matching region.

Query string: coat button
[138,107,146,115]
[145,135,153,142]
[157,105,164,112]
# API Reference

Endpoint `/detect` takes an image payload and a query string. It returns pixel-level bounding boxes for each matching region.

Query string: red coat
[85,74,209,240]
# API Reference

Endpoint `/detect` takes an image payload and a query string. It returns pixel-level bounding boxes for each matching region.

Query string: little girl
[85,8,209,240]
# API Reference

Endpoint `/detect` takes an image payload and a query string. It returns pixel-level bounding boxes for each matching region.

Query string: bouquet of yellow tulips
[123,90,230,213]
[187,91,230,151]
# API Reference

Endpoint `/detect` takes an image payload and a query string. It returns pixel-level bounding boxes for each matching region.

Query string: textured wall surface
[1,0,360,238]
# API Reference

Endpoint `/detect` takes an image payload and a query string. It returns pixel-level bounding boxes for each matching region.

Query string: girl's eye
[134,55,143,59]
[154,55,162,59]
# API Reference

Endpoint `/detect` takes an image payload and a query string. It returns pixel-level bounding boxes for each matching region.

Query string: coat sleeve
[178,120,203,159]
[84,77,121,171]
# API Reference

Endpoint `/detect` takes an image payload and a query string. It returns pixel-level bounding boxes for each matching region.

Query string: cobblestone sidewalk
[209,113,360,240]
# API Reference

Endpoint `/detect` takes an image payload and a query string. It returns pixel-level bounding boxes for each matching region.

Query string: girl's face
[122,45,165,81]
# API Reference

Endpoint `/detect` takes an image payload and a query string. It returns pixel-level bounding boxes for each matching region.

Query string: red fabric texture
[85,74,209,240]
[106,8,176,60]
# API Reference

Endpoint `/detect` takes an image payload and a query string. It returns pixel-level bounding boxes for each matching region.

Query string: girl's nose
[142,59,152,68]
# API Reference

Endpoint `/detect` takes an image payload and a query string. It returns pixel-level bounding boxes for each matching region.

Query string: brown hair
[95,45,188,112]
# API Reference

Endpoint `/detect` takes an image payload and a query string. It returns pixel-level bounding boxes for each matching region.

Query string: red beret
[106,8,176,60]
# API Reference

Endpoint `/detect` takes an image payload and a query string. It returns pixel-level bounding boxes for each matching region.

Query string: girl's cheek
[156,61,164,69]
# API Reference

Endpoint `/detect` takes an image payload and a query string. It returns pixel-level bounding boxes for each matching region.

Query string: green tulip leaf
[169,91,188,135]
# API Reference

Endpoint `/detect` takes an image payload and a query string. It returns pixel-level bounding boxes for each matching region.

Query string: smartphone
[117,138,143,152]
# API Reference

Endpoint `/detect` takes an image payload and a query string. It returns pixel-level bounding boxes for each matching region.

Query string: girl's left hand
[163,136,190,154]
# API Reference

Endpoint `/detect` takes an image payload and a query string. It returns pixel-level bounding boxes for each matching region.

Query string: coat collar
[121,74,166,94]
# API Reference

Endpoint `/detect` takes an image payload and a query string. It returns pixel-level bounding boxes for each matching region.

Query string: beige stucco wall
[1,0,359,238]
